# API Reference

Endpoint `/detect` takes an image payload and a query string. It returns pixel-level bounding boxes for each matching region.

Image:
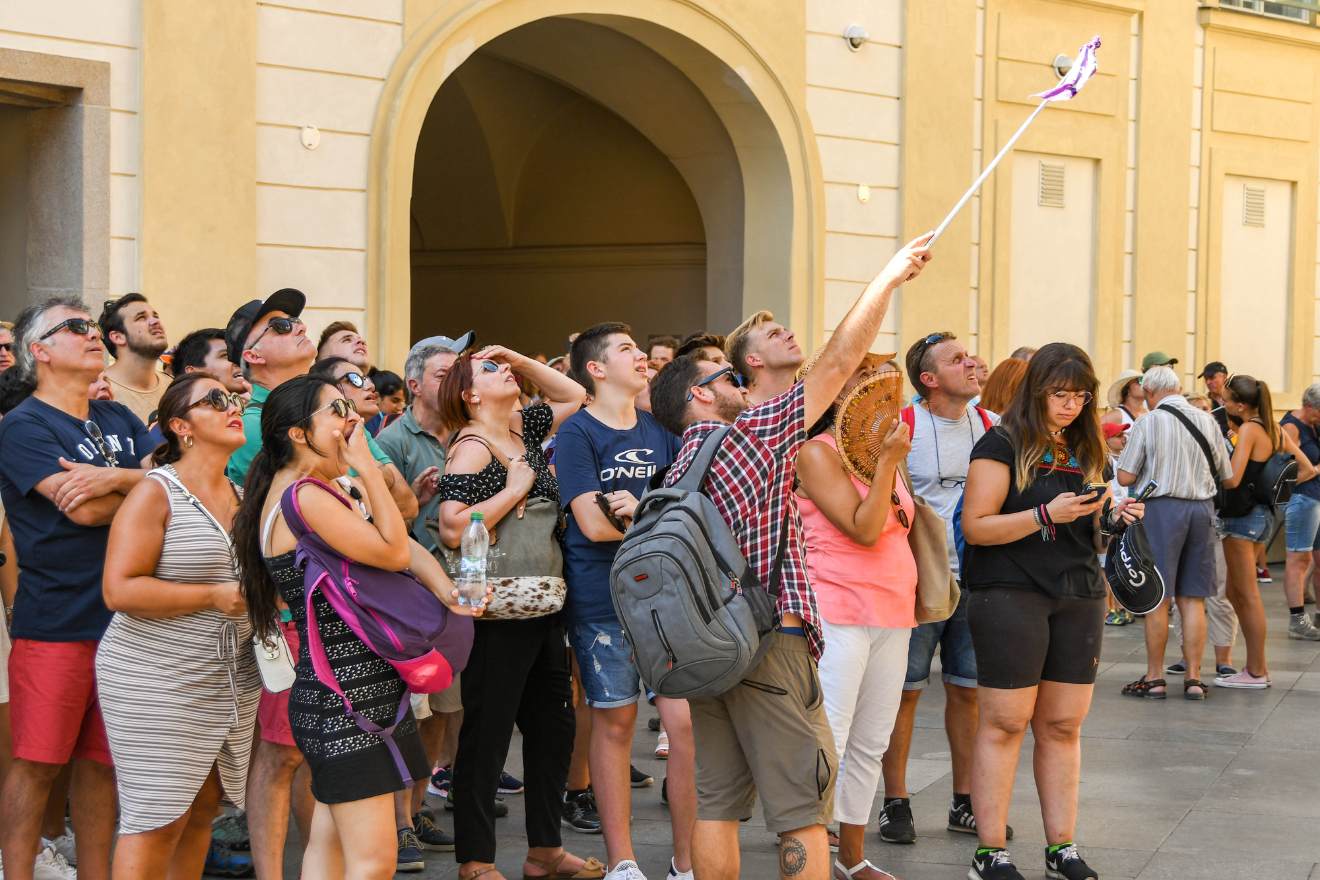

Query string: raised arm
[802,234,932,427]
[474,345,586,431]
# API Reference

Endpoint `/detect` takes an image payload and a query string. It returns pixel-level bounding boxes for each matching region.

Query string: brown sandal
[522,853,606,880]
[1121,676,1167,699]
[1184,679,1208,700]
[460,866,501,880]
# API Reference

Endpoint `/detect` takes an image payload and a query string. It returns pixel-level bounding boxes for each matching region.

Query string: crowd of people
[0,235,1315,880]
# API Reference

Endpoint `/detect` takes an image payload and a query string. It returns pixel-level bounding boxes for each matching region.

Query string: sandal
[1121,676,1167,699]
[460,866,501,880]
[1184,679,1208,700]
[833,859,897,879]
[522,852,606,879]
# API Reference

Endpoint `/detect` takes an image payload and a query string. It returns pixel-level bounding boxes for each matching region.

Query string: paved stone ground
[240,572,1320,878]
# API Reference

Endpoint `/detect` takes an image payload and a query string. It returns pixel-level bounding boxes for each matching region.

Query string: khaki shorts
[689,631,836,833]
[410,672,463,721]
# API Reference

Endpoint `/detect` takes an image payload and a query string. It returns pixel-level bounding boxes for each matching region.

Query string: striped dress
[96,465,261,834]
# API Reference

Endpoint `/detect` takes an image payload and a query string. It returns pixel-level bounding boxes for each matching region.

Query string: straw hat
[833,364,905,484]
[1106,369,1142,409]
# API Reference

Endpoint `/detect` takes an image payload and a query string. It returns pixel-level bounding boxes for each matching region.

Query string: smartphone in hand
[1082,482,1108,503]
[596,492,627,532]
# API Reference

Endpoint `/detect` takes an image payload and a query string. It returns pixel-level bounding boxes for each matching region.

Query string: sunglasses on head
[686,365,744,401]
[186,388,246,414]
[40,318,101,341]
[313,397,357,420]
[249,316,303,349]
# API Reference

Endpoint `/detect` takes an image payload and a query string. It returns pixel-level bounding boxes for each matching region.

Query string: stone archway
[366,0,824,367]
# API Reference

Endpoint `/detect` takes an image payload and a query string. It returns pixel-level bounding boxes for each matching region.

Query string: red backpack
[899,404,995,437]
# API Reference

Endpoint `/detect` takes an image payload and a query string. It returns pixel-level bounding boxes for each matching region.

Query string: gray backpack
[609,426,787,698]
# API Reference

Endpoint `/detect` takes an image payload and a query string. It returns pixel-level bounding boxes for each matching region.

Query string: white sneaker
[1289,614,1320,641]
[34,843,77,880]
[605,860,647,880]
[48,831,77,867]
[666,857,693,880]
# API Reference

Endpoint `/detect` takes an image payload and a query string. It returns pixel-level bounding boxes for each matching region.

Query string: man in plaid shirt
[649,233,933,880]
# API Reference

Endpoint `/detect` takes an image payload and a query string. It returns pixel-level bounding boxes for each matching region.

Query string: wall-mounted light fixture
[844,24,868,52]
[1052,54,1073,79]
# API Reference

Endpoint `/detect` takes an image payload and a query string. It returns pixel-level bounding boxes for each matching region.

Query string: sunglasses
[0,343,11,353]
[40,318,101,341]
[248,316,303,349]
[186,388,246,414]
[891,491,910,529]
[337,371,371,389]
[686,366,744,401]
[312,397,357,420]
[477,360,501,374]
[83,420,119,467]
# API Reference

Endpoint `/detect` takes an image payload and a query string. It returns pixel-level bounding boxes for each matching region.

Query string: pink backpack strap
[900,405,916,438]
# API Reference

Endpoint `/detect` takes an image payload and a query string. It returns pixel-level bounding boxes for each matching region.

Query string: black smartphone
[596,492,627,531]
[1133,480,1159,503]
[1082,482,1108,503]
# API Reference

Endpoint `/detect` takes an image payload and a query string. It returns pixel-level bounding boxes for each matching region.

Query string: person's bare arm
[102,479,244,617]
[1282,431,1318,484]
[797,422,909,546]
[406,539,488,615]
[436,440,537,548]
[961,458,1105,546]
[568,492,627,543]
[0,519,17,613]
[34,460,146,525]
[802,234,932,427]
[383,463,420,521]
[475,345,586,431]
[1223,424,1263,489]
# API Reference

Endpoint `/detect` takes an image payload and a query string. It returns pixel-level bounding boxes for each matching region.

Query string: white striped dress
[96,465,261,834]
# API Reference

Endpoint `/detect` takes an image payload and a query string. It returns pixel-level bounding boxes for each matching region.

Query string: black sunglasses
[686,366,744,401]
[83,420,119,467]
[186,388,246,414]
[0,343,11,353]
[312,397,357,419]
[337,371,370,389]
[40,318,101,341]
[891,491,910,529]
[248,316,303,349]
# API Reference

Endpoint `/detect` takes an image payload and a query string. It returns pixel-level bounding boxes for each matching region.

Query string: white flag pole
[926,98,1049,248]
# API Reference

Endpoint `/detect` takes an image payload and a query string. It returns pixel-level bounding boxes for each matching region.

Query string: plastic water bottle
[458,512,489,607]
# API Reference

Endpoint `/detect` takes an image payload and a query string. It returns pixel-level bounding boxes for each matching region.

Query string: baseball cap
[1197,361,1228,379]
[408,332,476,360]
[225,288,306,366]
[1102,421,1131,440]
[1140,350,1178,372]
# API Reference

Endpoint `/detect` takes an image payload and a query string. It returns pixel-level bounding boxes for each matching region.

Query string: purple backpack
[281,478,473,780]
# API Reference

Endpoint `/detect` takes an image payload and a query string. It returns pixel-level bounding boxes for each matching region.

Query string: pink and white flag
[1032,35,1101,103]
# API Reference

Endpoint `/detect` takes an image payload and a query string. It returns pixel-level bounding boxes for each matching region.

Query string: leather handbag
[899,464,961,623]
[252,629,296,693]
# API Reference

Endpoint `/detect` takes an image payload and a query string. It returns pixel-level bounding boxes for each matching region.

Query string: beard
[715,391,747,422]
[127,334,168,359]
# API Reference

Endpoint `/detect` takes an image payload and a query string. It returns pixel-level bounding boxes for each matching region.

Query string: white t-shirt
[905,402,998,576]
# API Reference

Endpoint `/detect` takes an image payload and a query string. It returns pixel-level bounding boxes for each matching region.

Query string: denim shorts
[904,590,977,690]
[566,618,641,708]
[1285,493,1320,552]
[1220,503,1275,544]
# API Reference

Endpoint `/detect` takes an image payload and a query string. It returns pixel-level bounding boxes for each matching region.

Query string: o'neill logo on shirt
[602,448,657,481]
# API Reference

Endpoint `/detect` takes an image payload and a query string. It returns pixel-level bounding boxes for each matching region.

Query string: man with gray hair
[0,296,155,880]
[1117,365,1232,699]
[1279,382,1320,640]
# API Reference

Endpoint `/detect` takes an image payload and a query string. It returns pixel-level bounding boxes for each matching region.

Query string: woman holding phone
[960,343,1144,880]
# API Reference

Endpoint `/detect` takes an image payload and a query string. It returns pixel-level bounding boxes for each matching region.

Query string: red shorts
[257,621,299,748]
[9,639,112,766]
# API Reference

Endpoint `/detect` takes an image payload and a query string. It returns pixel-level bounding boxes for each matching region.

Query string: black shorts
[967,588,1104,688]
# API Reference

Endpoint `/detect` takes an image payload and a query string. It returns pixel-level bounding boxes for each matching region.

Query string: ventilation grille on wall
[1243,184,1266,227]
[1038,162,1065,209]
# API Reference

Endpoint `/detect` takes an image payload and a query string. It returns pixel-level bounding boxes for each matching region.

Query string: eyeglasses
[1047,390,1094,407]
[891,491,910,529]
[40,318,101,341]
[186,388,246,414]
[83,420,120,467]
[686,366,744,401]
[248,316,303,349]
[312,397,357,420]
[337,371,370,389]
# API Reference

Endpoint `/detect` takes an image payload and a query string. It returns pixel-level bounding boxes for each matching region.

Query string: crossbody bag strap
[1159,405,1220,488]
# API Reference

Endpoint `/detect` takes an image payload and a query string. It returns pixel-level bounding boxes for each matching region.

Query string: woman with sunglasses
[433,346,594,880]
[960,343,1144,880]
[232,376,483,880]
[97,375,260,879]
[312,356,382,421]
[795,355,915,880]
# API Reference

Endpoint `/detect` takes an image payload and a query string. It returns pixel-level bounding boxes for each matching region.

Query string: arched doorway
[367,1,824,368]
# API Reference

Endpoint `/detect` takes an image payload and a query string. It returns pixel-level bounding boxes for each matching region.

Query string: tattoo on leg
[780,835,807,876]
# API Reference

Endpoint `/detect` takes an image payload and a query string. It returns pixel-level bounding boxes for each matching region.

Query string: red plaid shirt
[663,382,821,659]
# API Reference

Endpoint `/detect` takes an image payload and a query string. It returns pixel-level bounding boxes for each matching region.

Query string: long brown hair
[1226,374,1280,451]
[979,358,1028,414]
[1000,342,1105,491]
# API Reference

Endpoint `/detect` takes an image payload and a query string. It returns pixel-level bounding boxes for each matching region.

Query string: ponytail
[1226,374,1280,451]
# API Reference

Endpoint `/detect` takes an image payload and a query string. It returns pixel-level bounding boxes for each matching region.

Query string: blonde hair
[725,310,774,381]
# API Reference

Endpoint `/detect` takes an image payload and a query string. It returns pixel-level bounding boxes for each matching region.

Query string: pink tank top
[797,433,918,629]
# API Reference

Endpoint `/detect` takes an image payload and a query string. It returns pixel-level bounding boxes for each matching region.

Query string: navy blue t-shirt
[556,408,679,623]
[0,396,153,641]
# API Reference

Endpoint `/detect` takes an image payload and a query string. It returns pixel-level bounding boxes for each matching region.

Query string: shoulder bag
[897,462,960,623]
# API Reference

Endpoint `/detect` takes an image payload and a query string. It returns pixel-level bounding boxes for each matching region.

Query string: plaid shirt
[663,382,822,659]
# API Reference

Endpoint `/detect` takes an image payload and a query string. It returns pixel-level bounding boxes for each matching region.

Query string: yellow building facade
[1,0,1319,403]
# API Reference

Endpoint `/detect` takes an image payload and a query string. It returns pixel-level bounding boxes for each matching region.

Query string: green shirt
[376,407,447,552]
[226,382,392,487]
